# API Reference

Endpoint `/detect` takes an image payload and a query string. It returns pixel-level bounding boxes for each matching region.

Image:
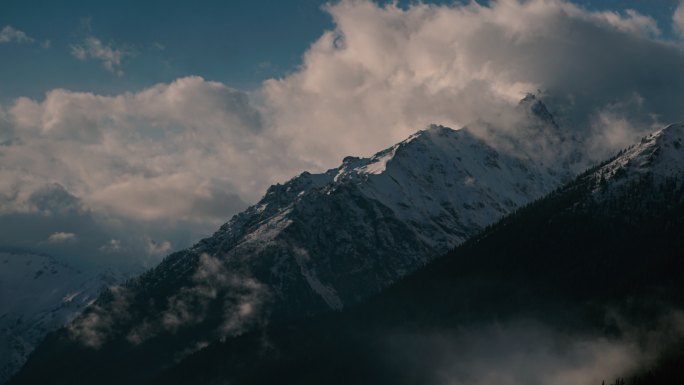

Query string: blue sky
[0,0,680,101]
[0,0,331,99]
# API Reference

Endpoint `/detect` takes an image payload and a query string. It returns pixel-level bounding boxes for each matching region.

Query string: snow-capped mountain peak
[333,124,436,182]
[144,122,577,326]
[519,93,559,129]
[7,118,582,385]
[212,124,570,270]
[594,123,684,187]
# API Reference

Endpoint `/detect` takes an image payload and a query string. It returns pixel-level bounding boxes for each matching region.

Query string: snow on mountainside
[593,123,684,188]
[143,125,684,385]
[199,124,572,311]
[8,99,582,384]
[80,117,573,334]
[335,125,566,254]
[0,252,121,384]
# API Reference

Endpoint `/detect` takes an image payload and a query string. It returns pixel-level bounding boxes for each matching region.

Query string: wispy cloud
[384,322,640,385]
[145,239,172,257]
[68,253,269,351]
[99,239,122,253]
[70,37,132,76]
[0,26,34,44]
[159,253,269,339]
[674,0,684,38]
[68,286,131,348]
[48,232,77,243]
[382,308,684,385]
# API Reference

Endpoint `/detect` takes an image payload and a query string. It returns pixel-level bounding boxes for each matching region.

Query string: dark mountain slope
[145,124,684,385]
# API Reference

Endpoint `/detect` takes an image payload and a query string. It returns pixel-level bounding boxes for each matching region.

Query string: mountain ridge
[0,252,122,384]
[7,101,579,384]
[143,124,684,385]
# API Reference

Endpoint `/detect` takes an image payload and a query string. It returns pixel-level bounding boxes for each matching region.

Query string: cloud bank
[0,76,285,269]
[263,0,684,168]
[3,0,684,269]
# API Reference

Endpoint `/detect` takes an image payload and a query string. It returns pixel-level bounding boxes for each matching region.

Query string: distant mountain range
[0,252,122,384]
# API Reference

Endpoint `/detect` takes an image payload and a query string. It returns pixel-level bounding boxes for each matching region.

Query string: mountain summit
[175,124,570,315]
[144,124,684,385]
[594,123,684,187]
[8,115,575,385]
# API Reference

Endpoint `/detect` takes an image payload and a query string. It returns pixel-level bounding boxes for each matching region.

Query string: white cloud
[5,77,270,222]
[70,37,132,75]
[173,253,269,338]
[674,0,684,38]
[48,232,77,243]
[3,0,684,270]
[590,9,660,38]
[99,239,122,253]
[68,286,131,348]
[0,26,33,44]
[145,239,172,257]
[126,254,269,347]
[0,76,293,269]
[586,94,661,159]
[262,0,684,169]
[0,77,280,263]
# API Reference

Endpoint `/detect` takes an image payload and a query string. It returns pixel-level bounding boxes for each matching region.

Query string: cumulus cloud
[263,0,684,168]
[4,0,684,270]
[0,76,283,269]
[0,26,33,44]
[4,77,268,221]
[70,37,132,75]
